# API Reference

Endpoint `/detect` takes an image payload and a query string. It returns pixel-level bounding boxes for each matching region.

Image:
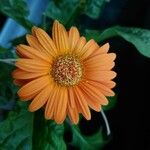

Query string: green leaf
[0,102,34,150]
[70,125,107,150]
[103,95,117,111]
[0,46,8,53]
[84,0,106,19]
[45,0,106,25]
[46,122,66,150]
[85,29,102,41]
[11,35,26,47]
[0,47,16,109]
[86,27,150,58]
[44,0,81,25]
[0,51,15,79]
[0,96,7,107]
[32,110,66,150]
[0,81,17,110]
[0,0,33,30]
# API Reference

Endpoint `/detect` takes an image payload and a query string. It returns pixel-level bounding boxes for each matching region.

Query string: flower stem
[0,58,17,66]
[101,109,111,136]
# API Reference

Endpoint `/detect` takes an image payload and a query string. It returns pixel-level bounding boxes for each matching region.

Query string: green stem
[0,58,17,66]
[101,109,111,136]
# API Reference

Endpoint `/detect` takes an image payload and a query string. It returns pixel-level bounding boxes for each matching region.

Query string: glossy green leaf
[84,0,106,19]
[70,125,107,150]
[86,27,150,58]
[102,27,150,57]
[0,102,34,150]
[0,0,33,30]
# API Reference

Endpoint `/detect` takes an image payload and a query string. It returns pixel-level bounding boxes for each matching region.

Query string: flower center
[51,55,83,86]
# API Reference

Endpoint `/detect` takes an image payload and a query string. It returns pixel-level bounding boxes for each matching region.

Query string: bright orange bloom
[12,20,116,124]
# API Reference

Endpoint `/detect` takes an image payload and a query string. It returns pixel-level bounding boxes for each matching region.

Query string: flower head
[12,20,116,124]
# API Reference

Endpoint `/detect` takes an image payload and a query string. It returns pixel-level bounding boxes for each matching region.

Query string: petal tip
[53,20,60,26]
[28,106,33,112]
[101,42,110,53]
[26,34,31,40]
[32,26,38,30]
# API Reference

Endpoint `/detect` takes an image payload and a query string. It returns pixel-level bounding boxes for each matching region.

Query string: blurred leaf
[0,79,17,110]
[86,27,150,58]
[33,110,66,150]
[84,0,106,19]
[70,125,106,150]
[0,46,8,53]
[0,102,34,150]
[85,29,102,41]
[0,51,17,110]
[46,122,66,150]
[0,0,33,30]
[45,0,81,25]
[11,35,26,46]
[0,96,7,107]
[103,95,117,111]
[45,0,106,25]
[0,48,14,80]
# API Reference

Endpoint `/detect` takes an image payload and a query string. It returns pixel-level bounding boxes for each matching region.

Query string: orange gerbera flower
[12,20,116,124]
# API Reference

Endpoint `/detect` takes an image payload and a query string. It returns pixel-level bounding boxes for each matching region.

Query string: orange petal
[68,27,80,52]
[52,20,69,54]
[79,39,99,60]
[78,85,101,112]
[85,62,115,71]
[67,103,79,124]
[85,71,117,81]
[16,44,51,63]
[34,27,57,57]
[87,80,115,96]
[29,85,52,112]
[31,26,38,36]
[68,87,76,108]
[12,69,47,79]
[80,81,108,105]
[45,84,58,120]
[91,43,110,57]
[74,86,91,120]
[84,53,116,66]
[54,87,68,124]
[18,75,51,100]
[73,37,86,55]
[16,59,50,73]
[67,87,79,124]
[100,81,116,88]
[13,79,29,86]
[16,49,26,58]
[26,34,49,54]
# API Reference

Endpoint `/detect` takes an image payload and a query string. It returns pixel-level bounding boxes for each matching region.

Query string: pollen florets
[51,55,83,86]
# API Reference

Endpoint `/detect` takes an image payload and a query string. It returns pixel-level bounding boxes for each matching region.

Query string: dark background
[0,0,150,150]
[80,0,150,150]
[101,0,150,150]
